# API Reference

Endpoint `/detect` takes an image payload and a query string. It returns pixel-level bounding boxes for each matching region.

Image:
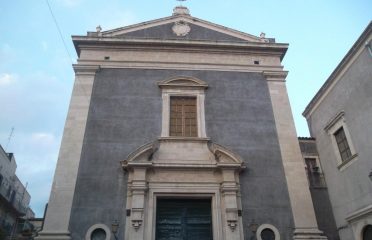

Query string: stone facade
[38,6,325,240]
[303,22,372,240]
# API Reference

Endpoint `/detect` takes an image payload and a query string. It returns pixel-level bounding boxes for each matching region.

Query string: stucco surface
[307,48,372,240]
[69,68,294,239]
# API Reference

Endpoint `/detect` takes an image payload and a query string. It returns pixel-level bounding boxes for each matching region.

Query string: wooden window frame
[170,96,197,137]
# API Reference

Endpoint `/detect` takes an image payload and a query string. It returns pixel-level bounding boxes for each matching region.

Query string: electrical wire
[45,0,74,65]
[45,0,96,113]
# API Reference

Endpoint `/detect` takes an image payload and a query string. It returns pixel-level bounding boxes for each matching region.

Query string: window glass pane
[170,97,197,137]
[334,127,351,161]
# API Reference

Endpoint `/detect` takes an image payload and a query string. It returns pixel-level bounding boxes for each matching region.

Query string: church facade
[37,6,326,240]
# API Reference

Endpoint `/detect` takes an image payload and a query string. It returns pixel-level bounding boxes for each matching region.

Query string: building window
[324,111,358,170]
[90,228,106,240]
[256,224,280,240]
[85,224,111,240]
[170,97,197,137]
[363,225,372,240]
[334,127,352,162]
[158,76,208,138]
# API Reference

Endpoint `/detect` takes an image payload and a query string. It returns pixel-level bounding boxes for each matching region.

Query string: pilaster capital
[263,70,288,82]
[73,64,100,76]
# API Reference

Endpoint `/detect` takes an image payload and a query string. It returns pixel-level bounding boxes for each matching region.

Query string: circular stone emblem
[172,21,191,36]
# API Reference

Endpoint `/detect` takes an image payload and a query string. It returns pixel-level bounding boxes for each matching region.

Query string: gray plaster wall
[298,139,340,240]
[118,23,247,42]
[306,48,372,240]
[69,68,294,239]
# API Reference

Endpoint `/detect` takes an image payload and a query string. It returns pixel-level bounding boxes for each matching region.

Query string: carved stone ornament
[172,21,191,36]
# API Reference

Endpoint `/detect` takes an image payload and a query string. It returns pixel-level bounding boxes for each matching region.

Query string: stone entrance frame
[122,138,246,240]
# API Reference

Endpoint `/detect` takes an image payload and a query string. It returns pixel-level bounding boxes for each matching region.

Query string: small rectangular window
[334,127,352,161]
[170,97,197,137]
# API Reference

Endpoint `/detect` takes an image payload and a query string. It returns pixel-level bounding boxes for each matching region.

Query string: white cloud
[0,73,17,86]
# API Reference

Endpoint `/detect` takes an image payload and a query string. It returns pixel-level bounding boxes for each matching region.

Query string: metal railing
[307,170,327,188]
[0,183,27,215]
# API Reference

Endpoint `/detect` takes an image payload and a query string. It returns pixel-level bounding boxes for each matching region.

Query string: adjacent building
[303,22,372,240]
[298,137,339,240]
[38,6,327,240]
[0,145,35,238]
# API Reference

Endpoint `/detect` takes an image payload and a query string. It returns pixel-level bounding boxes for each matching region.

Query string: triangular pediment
[102,13,262,43]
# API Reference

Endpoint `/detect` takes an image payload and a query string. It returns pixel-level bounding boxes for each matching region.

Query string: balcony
[0,183,28,216]
[306,168,327,188]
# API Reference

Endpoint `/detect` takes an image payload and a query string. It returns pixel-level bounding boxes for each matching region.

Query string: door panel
[156,199,213,240]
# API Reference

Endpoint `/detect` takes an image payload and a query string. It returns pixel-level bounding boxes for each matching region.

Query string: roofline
[303,21,372,118]
[100,14,261,42]
[72,37,288,59]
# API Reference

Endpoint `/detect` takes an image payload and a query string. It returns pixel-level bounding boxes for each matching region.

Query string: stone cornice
[72,37,288,59]
[346,204,372,222]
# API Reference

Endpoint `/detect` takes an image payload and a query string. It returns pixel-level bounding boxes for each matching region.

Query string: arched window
[90,228,106,240]
[363,225,372,240]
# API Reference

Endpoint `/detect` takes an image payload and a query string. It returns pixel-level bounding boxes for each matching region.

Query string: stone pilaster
[128,168,148,239]
[221,169,242,240]
[264,71,327,240]
[36,65,100,240]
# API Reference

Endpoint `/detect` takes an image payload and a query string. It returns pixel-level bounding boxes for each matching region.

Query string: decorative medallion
[172,21,191,36]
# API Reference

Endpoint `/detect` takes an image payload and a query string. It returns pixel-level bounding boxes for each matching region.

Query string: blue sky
[0,0,371,217]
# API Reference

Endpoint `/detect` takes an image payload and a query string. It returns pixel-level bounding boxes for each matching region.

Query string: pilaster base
[293,228,328,240]
[35,231,71,240]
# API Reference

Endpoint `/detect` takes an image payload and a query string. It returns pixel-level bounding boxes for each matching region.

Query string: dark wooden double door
[156,199,213,240]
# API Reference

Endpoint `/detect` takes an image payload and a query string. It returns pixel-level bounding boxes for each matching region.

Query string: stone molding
[323,111,358,171]
[346,204,372,223]
[256,224,280,240]
[263,70,288,82]
[99,13,261,42]
[157,75,208,89]
[158,77,207,138]
[122,139,245,240]
[85,224,111,240]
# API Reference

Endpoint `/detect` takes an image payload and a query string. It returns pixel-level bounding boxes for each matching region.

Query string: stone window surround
[256,224,280,240]
[158,76,207,138]
[324,111,358,171]
[85,223,111,240]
